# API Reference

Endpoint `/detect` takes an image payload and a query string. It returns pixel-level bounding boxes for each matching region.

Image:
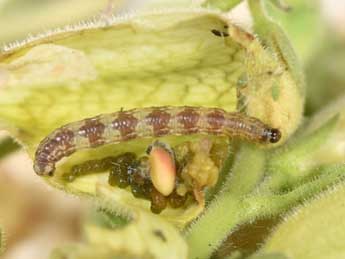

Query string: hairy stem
[265,115,339,192]
[224,143,266,196]
[185,144,265,259]
[247,164,345,218]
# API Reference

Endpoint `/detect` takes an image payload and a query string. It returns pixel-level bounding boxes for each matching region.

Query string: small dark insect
[33,106,281,176]
[211,29,229,37]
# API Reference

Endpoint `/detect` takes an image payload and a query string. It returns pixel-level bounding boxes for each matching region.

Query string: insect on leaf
[0,8,302,226]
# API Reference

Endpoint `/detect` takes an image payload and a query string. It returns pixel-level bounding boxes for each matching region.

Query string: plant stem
[185,194,243,259]
[185,142,345,259]
[247,0,269,30]
[225,143,266,196]
[263,115,339,192]
[246,164,345,218]
[185,144,265,259]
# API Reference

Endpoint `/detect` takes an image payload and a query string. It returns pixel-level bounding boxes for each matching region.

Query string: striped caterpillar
[33,106,281,176]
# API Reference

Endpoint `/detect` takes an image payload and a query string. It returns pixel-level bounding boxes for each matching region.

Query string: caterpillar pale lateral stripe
[33,106,281,176]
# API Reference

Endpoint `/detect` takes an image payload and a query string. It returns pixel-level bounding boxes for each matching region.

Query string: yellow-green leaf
[302,95,345,166]
[52,186,187,259]
[0,9,301,150]
[0,8,302,226]
[0,0,110,44]
[261,183,345,259]
[1,9,243,151]
[266,0,324,63]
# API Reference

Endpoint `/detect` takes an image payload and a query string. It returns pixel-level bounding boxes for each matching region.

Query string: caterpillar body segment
[34,106,281,176]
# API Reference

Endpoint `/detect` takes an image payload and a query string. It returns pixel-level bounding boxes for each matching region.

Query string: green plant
[1,1,345,258]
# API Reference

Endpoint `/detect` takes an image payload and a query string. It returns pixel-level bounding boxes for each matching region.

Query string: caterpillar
[33,106,281,176]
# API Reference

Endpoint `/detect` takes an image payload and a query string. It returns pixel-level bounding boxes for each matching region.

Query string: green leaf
[0,0,109,44]
[266,0,324,63]
[248,0,305,96]
[260,183,345,259]
[52,190,188,259]
[203,0,305,142]
[0,8,309,257]
[298,94,345,169]
[242,0,304,143]
[266,115,339,191]
[87,208,129,230]
[186,140,345,259]
[305,38,345,114]
[0,8,299,226]
[0,136,21,159]
[0,7,303,152]
[1,10,243,153]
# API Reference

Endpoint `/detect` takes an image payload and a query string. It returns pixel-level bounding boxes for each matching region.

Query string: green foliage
[51,189,188,259]
[260,183,345,259]
[305,38,345,114]
[0,1,345,259]
[0,136,21,159]
[1,10,243,152]
[185,144,266,259]
[185,114,345,258]
[0,5,301,231]
[266,115,339,190]
[247,0,305,96]
[87,209,129,230]
[266,0,324,63]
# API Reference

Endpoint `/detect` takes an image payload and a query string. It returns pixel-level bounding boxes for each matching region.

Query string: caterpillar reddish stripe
[33,106,281,176]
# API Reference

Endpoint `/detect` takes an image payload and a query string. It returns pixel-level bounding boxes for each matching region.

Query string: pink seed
[149,146,176,196]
